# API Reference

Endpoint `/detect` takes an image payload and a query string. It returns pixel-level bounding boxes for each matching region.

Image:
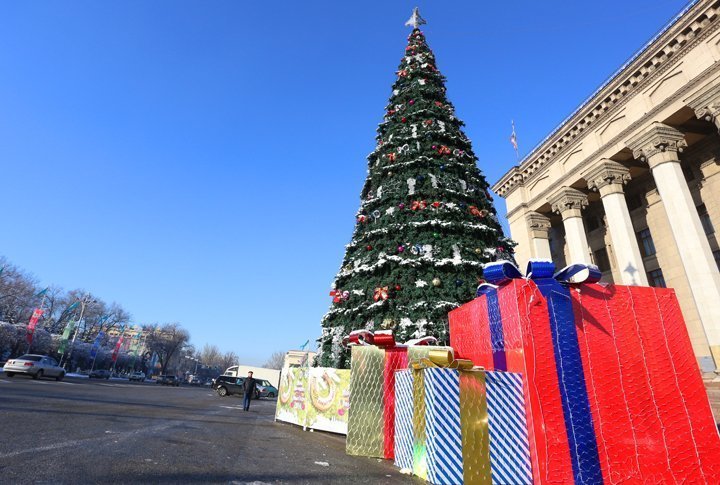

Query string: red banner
[111,336,124,362]
[25,308,44,344]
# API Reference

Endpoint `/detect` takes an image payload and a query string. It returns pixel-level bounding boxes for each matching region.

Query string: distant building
[283,350,317,368]
[493,0,720,373]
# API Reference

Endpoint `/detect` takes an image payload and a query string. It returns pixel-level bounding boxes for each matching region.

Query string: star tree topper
[405,7,426,29]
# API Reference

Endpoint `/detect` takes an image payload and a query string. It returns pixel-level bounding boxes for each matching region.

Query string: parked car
[157,375,180,386]
[2,354,65,381]
[212,375,260,398]
[89,369,111,379]
[255,379,278,398]
[128,371,146,382]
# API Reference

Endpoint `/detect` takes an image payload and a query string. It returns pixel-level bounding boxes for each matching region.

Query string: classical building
[493,0,720,373]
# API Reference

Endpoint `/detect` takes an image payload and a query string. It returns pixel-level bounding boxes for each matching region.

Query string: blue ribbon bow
[478,260,601,296]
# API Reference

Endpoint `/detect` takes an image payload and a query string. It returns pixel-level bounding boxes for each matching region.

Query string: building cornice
[492,0,720,198]
[504,60,720,220]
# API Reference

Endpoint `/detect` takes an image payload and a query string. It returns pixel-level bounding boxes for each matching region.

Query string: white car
[128,371,146,382]
[2,354,66,380]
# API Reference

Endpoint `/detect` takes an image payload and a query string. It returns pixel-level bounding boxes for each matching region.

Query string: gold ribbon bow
[411,349,474,371]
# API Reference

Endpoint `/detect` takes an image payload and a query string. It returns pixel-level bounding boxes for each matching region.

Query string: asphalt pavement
[0,373,417,484]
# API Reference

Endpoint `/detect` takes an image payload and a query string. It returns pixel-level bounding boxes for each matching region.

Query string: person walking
[242,371,256,411]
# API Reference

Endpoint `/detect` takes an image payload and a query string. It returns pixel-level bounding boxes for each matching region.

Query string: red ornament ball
[366,245,373,251]
[401,117,407,123]
[395,285,402,291]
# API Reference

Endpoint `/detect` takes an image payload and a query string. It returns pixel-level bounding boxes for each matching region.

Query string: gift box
[345,330,444,459]
[394,369,414,472]
[449,260,720,484]
[394,350,532,484]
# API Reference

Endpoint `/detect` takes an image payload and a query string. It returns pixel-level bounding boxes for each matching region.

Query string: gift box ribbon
[411,350,491,484]
[476,259,604,485]
[411,349,474,371]
[343,329,437,348]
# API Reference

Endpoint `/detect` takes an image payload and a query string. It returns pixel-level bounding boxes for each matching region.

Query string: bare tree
[144,323,190,375]
[263,351,286,370]
[200,344,222,367]
[219,351,239,372]
[0,258,38,324]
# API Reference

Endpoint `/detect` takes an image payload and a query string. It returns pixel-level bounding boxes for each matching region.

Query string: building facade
[493,0,720,373]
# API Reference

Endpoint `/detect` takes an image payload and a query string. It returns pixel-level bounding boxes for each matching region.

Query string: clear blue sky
[0,1,690,364]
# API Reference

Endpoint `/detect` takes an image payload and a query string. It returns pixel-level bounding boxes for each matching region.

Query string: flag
[25,308,44,345]
[510,120,519,155]
[36,287,49,298]
[112,335,124,362]
[58,319,76,355]
[299,339,310,351]
[90,331,105,359]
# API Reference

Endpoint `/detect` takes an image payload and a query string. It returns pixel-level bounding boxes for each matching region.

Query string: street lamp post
[184,355,201,382]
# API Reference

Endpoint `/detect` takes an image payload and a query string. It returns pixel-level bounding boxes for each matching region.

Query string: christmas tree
[318,9,514,368]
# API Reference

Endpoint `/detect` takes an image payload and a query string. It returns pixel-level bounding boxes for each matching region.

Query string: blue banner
[90,331,105,358]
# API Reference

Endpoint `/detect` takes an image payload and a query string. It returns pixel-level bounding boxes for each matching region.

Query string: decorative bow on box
[411,348,474,371]
[478,260,601,296]
[342,329,437,348]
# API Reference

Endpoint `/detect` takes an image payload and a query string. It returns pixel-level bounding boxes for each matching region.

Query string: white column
[526,212,552,260]
[585,160,648,285]
[549,187,591,265]
[628,122,720,368]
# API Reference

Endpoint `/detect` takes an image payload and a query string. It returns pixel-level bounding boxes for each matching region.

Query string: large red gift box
[449,260,720,484]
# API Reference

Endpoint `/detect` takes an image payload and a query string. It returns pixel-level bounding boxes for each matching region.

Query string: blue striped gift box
[420,368,531,485]
[424,368,464,485]
[486,371,532,485]
[394,369,414,471]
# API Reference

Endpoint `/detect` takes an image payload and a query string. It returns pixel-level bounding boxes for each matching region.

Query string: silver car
[2,354,66,380]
